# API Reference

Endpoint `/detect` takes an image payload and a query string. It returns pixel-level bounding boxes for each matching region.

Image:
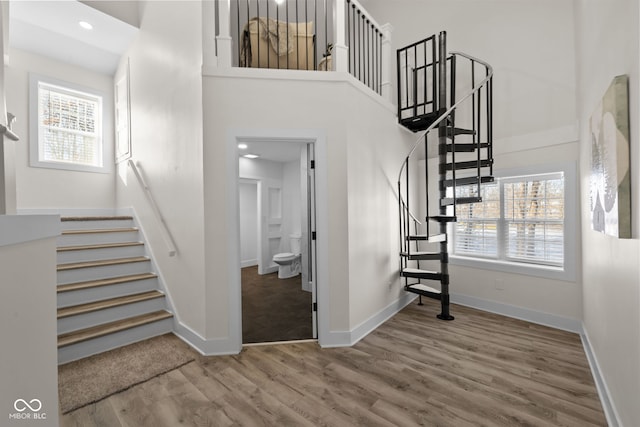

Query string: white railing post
[380,23,394,102]
[216,0,233,68]
[202,0,217,69]
[333,0,349,72]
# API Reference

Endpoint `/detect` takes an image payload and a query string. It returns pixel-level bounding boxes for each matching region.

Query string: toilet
[272,234,302,279]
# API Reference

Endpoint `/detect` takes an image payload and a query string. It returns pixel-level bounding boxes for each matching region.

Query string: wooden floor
[60,302,607,426]
[242,266,312,343]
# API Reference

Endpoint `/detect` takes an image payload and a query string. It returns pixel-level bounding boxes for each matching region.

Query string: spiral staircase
[397,31,494,320]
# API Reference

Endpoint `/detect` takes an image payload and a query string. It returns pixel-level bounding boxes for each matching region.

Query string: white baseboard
[240,259,258,268]
[174,321,242,356]
[581,327,621,427]
[320,293,416,348]
[451,293,582,333]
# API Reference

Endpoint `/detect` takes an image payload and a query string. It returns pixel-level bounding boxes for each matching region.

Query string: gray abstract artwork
[589,75,631,238]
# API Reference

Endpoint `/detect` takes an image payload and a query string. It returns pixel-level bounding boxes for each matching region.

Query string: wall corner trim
[320,293,417,348]
[174,322,242,356]
[581,326,622,427]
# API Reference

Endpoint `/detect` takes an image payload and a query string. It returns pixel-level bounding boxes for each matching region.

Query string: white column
[380,23,394,102]
[216,0,233,68]
[333,0,349,72]
[202,0,218,69]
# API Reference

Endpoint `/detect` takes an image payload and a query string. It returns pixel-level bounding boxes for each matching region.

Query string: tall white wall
[575,0,640,424]
[114,1,207,338]
[365,0,577,141]
[6,49,115,210]
[204,71,415,346]
[0,216,60,427]
[449,138,581,329]
[364,0,582,328]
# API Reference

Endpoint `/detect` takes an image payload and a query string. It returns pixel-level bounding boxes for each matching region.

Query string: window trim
[449,162,577,282]
[29,73,108,174]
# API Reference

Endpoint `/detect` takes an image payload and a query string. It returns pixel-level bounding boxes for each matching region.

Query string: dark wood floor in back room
[61,302,607,427]
[241,265,313,343]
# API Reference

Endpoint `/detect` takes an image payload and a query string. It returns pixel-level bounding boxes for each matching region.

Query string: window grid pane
[38,83,102,167]
[454,182,499,257]
[453,174,565,268]
[504,176,564,266]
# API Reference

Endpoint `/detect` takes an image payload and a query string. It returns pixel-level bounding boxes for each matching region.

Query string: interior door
[306,144,318,338]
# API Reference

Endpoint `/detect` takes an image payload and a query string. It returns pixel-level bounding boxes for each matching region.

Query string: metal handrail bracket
[0,123,19,141]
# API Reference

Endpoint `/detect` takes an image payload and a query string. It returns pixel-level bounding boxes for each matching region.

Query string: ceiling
[8,0,138,75]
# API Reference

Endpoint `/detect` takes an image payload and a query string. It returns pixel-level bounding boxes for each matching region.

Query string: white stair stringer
[56,215,175,365]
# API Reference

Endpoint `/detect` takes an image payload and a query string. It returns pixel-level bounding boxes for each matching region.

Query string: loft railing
[205,0,392,99]
[345,0,384,94]
[232,0,329,71]
[128,160,178,257]
[397,51,494,241]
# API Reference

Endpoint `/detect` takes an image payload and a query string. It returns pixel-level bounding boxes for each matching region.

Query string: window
[30,75,105,173]
[450,164,576,281]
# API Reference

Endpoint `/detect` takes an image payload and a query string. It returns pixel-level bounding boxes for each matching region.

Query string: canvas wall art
[589,74,631,238]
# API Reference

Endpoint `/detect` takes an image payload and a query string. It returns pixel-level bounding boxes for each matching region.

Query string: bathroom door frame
[232,130,325,344]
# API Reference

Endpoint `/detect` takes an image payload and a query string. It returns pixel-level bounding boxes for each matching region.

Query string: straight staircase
[56,216,174,364]
[397,31,494,320]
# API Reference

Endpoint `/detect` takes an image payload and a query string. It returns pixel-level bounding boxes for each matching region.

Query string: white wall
[238,156,301,261]
[443,138,582,330]
[365,0,577,141]
[204,70,415,347]
[239,181,258,267]
[364,0,583,329]
[6,49,115,210]
[575,0,640,424]
[114,1,207,338]
[0,216,60,427]
[282,158,302,247]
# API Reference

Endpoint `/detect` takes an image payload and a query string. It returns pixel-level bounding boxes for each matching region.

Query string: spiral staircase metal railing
[397,31,494,320]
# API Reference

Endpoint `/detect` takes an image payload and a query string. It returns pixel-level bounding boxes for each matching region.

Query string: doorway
[237,139,317,344]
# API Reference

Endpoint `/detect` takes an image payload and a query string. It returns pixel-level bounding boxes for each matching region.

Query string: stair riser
[60,219,135,231]
[57,245,145,264]
[58,317,174,365]
[58,278,159,307]
[58,230,140,247]
[57,261,152,285]
[58,297,167,334]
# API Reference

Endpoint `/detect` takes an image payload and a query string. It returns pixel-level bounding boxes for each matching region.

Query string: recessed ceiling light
[275,0,285,4]
[79,21,93,30]
[237,143,248,150]
[243,154,259,159]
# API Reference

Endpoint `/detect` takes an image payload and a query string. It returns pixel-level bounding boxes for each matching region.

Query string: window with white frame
[30,75,105,172]
[451,165,575,280]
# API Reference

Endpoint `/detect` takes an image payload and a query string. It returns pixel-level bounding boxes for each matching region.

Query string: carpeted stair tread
[57,273,158,293]
[61,216,134,221]
[57,242,144,252]
[61,227,139,235]
[58,290,165,319]
[58,310,173,348]
[57,256,149,271]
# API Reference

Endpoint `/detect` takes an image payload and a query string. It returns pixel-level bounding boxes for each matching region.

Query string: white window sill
[450,254,575,282]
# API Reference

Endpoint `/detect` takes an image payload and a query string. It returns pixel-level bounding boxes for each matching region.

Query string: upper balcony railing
[204,0,393,100]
